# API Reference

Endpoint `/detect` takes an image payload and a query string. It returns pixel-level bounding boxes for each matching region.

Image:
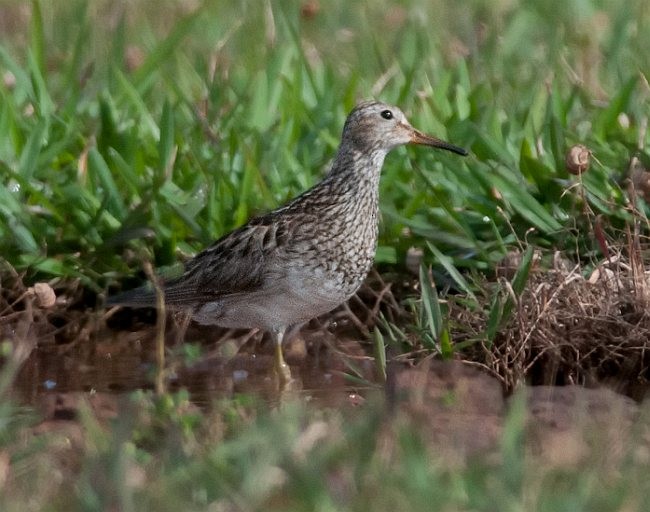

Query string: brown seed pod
[300,0,320,19]
[565,144,591,175]
[28,282,56,308]
[125,46,145,72]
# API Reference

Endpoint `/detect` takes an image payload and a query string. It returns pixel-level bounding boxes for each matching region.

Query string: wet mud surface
[10,317,650,469]
[13,320,375,407]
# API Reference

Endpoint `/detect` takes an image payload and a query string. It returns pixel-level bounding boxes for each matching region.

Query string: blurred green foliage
[1,382,649,511]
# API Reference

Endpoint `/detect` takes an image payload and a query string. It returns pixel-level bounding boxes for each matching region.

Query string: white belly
[192,268,354,330]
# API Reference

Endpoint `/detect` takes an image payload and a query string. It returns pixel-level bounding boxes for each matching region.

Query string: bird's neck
[282,143,387,217]
[324,143,387,195]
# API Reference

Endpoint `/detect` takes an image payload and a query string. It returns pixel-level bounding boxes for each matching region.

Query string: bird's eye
[380,110,393,120]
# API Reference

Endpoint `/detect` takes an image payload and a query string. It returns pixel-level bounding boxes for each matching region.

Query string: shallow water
[14,324,376,408]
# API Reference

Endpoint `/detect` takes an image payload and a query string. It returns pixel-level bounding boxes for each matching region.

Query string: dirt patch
[388,359,505,462]
[389,360,649,468]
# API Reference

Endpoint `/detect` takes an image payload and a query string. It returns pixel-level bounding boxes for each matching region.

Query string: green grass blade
[490,167,563,233]
[113,68,160,140]
[18,120,46,181]
[131,11,203,93]
[500,246,534,329]
[26,49,54,118]
[29,0,45,80]
[158,99,175,179]
[418,264,442,350]
[439,328,453,359]
[426,241,478,303]
[485,290,504,345]
[372,329,387,383]
[511,246,534,296]
[87,148,127,219]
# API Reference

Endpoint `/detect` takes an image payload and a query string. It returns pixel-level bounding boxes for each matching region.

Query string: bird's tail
[105,285,158,308]
[106,279,203,308]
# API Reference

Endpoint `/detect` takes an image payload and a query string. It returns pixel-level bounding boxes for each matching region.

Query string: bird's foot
[275,361,293,387]
[274,343,293,387]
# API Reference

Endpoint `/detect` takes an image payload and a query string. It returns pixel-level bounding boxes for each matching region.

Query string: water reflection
[14,324,376,409]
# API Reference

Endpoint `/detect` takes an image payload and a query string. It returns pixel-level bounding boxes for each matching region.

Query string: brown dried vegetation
[453,247,650,394]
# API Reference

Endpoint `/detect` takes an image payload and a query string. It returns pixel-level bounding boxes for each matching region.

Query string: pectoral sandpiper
[108,100,467,384]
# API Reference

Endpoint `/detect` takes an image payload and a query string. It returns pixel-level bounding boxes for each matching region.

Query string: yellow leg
[272,326,292,384]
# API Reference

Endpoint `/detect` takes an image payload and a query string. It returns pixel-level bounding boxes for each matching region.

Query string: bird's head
[342,100,468,156]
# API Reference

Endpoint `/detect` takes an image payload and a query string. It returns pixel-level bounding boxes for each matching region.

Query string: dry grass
[455,244,650,392]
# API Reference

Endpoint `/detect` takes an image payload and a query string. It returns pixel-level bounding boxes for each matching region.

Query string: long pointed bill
[410,128,468,156]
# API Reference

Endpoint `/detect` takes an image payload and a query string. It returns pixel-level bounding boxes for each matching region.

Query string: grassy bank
[0,0,647,286]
